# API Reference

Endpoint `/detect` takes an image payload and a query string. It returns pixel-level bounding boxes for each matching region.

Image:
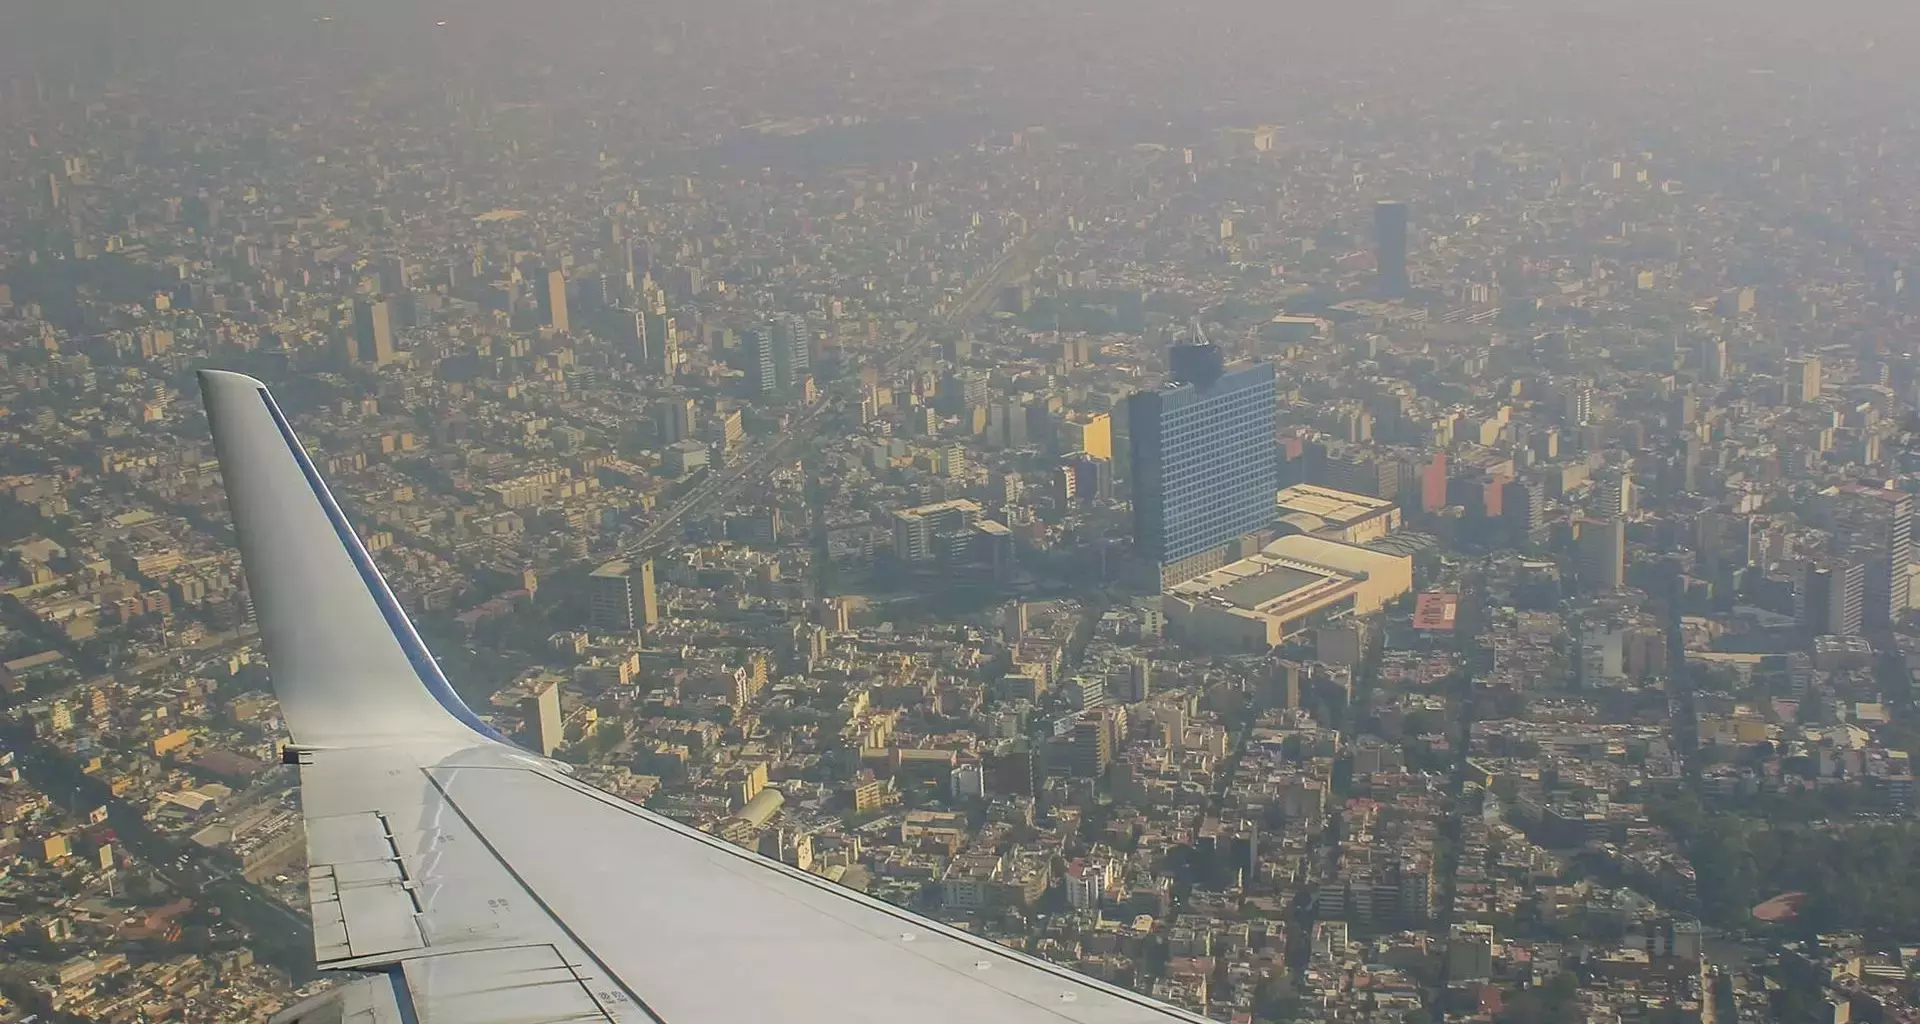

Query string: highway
[0,718,317,982]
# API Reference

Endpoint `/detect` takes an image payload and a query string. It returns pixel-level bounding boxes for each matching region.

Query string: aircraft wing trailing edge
[201,369,1212,1024]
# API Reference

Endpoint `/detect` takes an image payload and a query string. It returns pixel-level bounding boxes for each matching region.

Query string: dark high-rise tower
[1375,200,1410,297]
[1801,561,1865,637]
[535,267,569,334]
[1128,344,1278,588]
[352,298,395,366]
[641,312,678,376]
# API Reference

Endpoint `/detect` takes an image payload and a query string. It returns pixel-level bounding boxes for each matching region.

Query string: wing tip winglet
[198,368,509,749]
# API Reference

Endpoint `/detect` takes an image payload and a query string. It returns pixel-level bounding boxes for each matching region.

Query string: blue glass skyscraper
[1128,344,1278,587]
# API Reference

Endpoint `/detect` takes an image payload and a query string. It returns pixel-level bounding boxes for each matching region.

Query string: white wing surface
[201,370,1209,1024]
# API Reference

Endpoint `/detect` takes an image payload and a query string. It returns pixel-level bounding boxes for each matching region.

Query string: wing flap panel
[306,811,426,963]
[400,946,620,1024]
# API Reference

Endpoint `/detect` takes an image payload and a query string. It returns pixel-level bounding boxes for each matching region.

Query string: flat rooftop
[1275,484,1396,525]
[1167,548,1356,618]
[1413,592,1458,631]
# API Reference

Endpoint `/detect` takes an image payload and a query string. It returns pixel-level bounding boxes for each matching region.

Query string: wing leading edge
[203,371,1209,1024]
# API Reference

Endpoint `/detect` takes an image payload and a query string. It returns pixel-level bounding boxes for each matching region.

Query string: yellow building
[852,778,888,815]
[1061,413,1113,460]
[523,678,563,756]
[152,728,195,757]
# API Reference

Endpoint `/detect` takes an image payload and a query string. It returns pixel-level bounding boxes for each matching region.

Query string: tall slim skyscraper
[742,327,777,396]
[1374,200,1410,297]
[1563,381,1595,427]
[1503,477,1546,546]
[1801,561,1865,637]
[642,312,679,375]
[352,298,395,366]
[637,558,660,632]
[771,313,810,392]
[538,268,570,334]
[1577,517,1627,593]
[1696,337,1728,383]
[524,678,563,756]
[1070,712,1115,779]
[1128,344,1278,587]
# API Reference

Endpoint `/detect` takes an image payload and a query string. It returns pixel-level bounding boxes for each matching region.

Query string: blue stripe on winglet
[255,388,507,743]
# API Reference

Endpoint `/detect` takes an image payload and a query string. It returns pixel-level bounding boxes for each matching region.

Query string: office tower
[1063,452,1115,503]
[986,742,1042,799]
[352,298,395,366]
[537,268,570,334]
[1070,713,1114,779]
[655,397,698,444]
[1447,924,1495,982]
[987,403,1029,448]
[641,311,678,375]
[637,558,660,631]
[1072,675,1110,713]
[1124,658,1152,703]
[941,369,991,414]
[1824,484,1913,630]
[379,256,412,293]
[989,470,1024,509]
[1503,477,1546,545]
[1128,344,1279,587]
[1563,381,1594,427]
[1696,337,1728,383]
[771,313,810,392]
[1672,391,1699,426]
[524,678,563,756]
[1265,659,1301,710]
[1695,512,1755,575]
[1530,427,1561,461]
[892,499,981,562]
[1004,601,1027,642]
[1223,825,1260,891]
[587,560,638,633]
[818,596,852,633]
[1374,200,1410,297]
[1578,517,1627,592]
[742,327,777,396]
[1593,470,1637,517]
[708,408,746,450]
[1801,561,1865,637]
[1787,355,1822,404]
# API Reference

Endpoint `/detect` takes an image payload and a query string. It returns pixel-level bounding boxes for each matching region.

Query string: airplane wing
[201,370,1210,1024]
